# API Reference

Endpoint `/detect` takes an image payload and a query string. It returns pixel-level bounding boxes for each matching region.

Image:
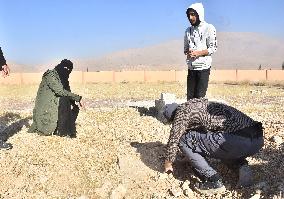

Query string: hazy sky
[0,0,284,65]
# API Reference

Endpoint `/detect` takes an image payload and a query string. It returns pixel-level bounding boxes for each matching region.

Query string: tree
[282,62,284,70]
[258,64,262,70]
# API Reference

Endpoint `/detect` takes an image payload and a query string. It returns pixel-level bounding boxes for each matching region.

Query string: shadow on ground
[130,141,284,198]
[0,112,32,141]
[129,106,158,118]
[130,141,165,173]
[250,143,284,198]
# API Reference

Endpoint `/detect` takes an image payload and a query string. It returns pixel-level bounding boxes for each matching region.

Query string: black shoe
[0,140,13,150]
[237,164,253,187]
[223,158,248,170]
[194,175,226,195]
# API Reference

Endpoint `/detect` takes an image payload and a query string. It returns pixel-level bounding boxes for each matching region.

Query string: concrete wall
[84,71,114,83]
[237,70,267,82]
[210,70,237,82]
[144,71,176,82]
[267,70,284,81]
[115,71,145,82]
[0,70,284,85]
[0,73,22,85]
[22,73,43,84]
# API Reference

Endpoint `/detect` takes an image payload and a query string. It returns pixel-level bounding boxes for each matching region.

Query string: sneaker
[194,176,226,195]
[237,164,253,187]
[0,140,13,150]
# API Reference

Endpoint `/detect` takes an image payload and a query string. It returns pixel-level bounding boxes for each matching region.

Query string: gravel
[0,83,283,199]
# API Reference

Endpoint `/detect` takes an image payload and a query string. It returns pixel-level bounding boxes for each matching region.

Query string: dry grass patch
[0,82,283,198]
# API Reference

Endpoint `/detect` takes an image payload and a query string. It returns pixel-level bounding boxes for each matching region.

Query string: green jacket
[29,69,81,135]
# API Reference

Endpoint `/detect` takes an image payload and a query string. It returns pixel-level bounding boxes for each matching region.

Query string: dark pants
[187,69,210,100]
[179,128,264,180]
[56,97,79,137]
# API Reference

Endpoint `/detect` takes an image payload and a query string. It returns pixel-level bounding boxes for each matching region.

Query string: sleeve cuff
[208,48,214,56]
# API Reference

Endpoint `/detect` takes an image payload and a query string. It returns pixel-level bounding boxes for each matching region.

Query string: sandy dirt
[0,83,283,199]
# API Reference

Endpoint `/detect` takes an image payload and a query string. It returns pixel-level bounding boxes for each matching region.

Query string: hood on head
[187,2,205,22]
[55,59,73,76]
[55,59,73,89]
[157,103,179,124]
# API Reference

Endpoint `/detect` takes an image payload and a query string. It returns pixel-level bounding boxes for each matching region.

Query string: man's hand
[185,49,198,60]
[1,65,10,77]
[187,49,209,60]
[164,160,173,173]
[189,50,200,59]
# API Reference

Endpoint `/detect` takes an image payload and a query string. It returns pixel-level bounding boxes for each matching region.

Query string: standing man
[162,98,264,194]
[0,47,12,149]
[29,59,83,137]
[184,3,217,100]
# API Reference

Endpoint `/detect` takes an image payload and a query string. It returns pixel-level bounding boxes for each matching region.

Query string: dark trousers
[187,69,210,100]
[56,97,79,137]
[179,129,264,180]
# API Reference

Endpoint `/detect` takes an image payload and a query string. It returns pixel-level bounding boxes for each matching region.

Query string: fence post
[236,69,238,82]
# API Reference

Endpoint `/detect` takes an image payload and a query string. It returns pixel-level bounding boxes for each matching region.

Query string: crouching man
[29,59,83,138]
[161,98,264,194]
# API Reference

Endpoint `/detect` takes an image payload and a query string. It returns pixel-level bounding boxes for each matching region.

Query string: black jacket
[0,47,7,70]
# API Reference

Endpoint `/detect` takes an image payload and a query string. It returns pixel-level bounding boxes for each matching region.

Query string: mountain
[76,32,284,71]
[10,32,284,72]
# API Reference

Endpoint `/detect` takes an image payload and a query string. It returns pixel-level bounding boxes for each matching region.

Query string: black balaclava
[55,59,73,90]
[186,8,201,27]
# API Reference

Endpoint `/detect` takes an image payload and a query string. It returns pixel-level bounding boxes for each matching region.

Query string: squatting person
[29,59,83,137]
[161,98,264,194]
[184,3,217,100]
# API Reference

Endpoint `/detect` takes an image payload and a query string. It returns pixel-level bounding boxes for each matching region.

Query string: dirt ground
[0,82,283,199]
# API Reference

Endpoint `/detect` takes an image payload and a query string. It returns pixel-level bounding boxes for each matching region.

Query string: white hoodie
[184,3,217,70]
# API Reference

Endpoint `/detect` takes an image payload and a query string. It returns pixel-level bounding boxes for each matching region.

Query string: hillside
[10,32,284,72]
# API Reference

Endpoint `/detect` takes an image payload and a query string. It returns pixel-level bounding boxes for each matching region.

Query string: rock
[249,193,261,199]
[94,182,112,198]
[183,188,194,197]
[169,186,182,198]
[209,98,228,104]
[181,180,190,191]
[254,182,268,191]
[161,93,176,104]
[110,184,127,199]
[155,93,176,112]
[270,135,283,145]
